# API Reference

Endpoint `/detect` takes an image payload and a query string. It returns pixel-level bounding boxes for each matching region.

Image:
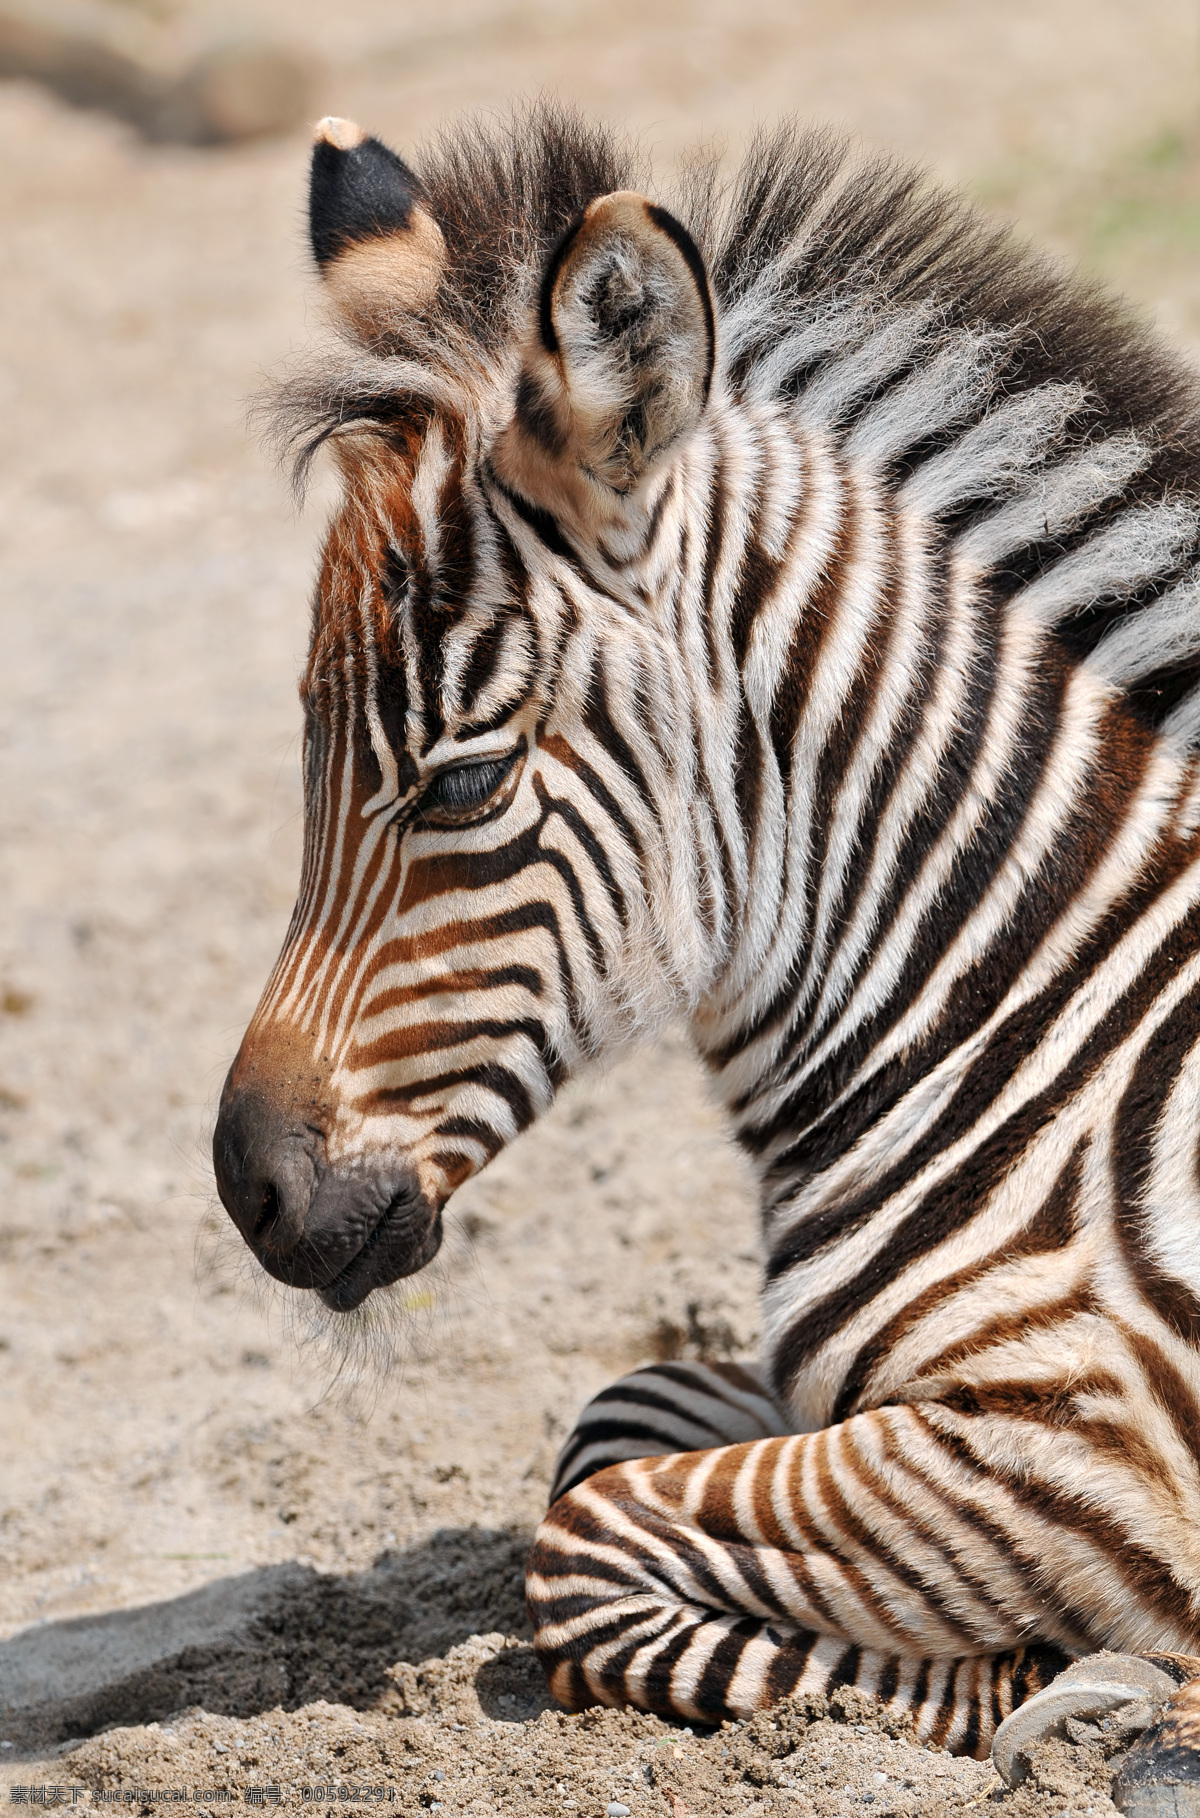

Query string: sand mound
[43,1634,1120,1816]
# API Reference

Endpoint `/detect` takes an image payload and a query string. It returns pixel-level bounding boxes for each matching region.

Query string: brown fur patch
[323,208,447,342]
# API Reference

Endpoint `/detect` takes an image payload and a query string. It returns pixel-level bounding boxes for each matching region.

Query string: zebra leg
[549,1360,793,1501]
[529,1396,1190,1754]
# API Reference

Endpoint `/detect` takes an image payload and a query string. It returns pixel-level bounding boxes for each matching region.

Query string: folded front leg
[529,1394,1200,1753]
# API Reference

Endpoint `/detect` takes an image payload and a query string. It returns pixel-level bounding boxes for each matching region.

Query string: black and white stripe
[215,109,1200,1751]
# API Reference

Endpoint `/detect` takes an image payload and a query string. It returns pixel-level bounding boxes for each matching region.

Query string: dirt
[51,1663,1093,1816]
[2,1,1200,1812]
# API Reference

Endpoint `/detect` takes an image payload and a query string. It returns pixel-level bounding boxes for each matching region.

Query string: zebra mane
[269,103,1200,738]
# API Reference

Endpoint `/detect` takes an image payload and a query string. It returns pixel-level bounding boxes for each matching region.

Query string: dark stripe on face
[582,667,656,812]
[431,1115,510,1159]
[361,1052,546,1126]
[391,427,475,751]
[485,469,640,618]
[366,962,545,1016]
[457,613,514,717]
[351,1012,549,1072]
[372,900,582,1027]
[395,813,604,963]
[489,472,582,565]
[529,774,630,934]
[540,732,646,869]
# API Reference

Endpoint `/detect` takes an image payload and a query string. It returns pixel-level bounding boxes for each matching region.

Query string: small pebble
[433,1769,446,1781]
[607,1806,632,1816]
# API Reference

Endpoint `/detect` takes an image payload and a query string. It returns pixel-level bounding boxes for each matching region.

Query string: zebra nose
[212,1069,444,1310]
[212,1076,324,1275]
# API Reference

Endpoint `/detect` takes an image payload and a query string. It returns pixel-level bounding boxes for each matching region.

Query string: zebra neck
[687,415,1200,1223]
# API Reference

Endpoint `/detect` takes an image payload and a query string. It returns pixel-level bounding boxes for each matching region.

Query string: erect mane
[270,103,1200,734]
[694,124,1200,726]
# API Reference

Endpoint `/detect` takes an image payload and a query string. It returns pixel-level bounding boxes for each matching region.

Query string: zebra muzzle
[212,1074,441,1309]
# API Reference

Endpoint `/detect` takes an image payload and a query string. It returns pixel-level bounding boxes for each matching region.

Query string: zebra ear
[309,117,445,344]
[497,191,715,520]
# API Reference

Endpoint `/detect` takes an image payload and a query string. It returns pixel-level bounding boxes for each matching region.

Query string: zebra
[213,105,1200,1771]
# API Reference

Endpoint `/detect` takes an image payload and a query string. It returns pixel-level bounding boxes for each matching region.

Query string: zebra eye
[419,751,518,824]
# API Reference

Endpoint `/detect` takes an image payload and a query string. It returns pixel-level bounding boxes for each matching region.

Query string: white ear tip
[583,190,652,230]
[314,116,366,151]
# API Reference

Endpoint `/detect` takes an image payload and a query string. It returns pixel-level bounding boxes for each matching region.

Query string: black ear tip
[308,119,425,268]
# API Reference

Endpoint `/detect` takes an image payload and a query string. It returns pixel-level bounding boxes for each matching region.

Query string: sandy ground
[3,1,1200,1811]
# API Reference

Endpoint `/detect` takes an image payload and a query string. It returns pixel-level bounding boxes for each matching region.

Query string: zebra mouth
[316,1191,443,1312]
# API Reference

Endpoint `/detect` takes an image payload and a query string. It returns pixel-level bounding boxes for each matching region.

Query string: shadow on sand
[0,1526,535,1755]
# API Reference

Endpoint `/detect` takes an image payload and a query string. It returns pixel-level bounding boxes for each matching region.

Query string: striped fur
[221,110,1200,1754]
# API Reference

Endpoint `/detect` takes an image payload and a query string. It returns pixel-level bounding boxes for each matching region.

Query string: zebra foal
[213,107,1200,1768]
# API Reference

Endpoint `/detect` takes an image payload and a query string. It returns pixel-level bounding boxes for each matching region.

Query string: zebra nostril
[213,1069,437,1299]
[253,1181,282,1245]
[213,1071,328,1272]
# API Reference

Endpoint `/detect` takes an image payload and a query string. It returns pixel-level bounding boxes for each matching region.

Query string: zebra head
[213,118,720,1310]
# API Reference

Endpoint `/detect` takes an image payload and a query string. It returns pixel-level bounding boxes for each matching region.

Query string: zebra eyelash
[414,743,523,826]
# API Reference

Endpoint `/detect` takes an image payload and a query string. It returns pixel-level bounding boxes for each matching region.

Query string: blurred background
[2,0,1200,1756]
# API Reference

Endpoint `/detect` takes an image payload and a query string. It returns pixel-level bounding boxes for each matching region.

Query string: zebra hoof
[992,1655,1180,1788]
[1113,1675,1200,1815]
